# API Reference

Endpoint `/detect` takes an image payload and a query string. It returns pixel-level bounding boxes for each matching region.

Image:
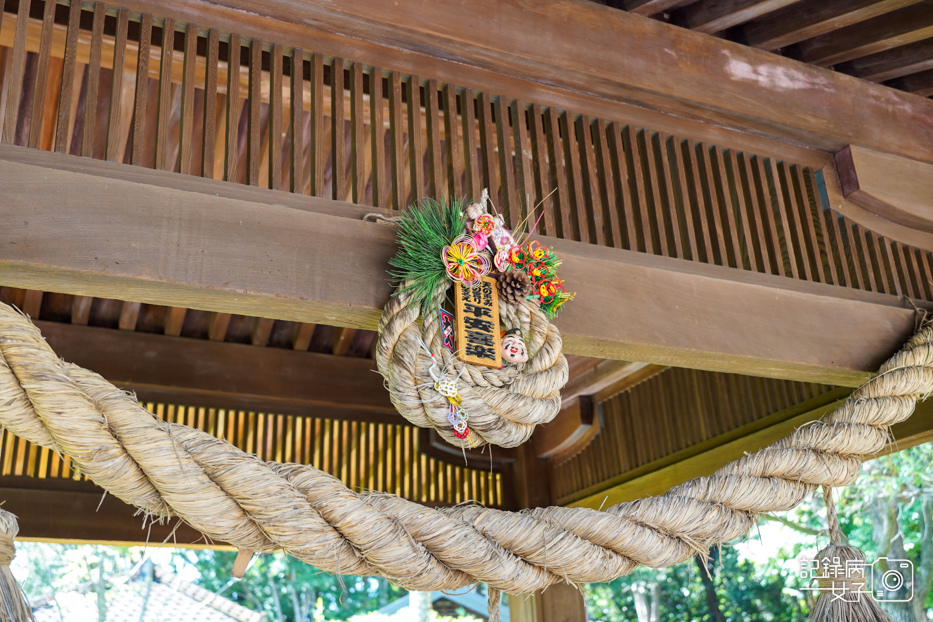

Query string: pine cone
[497,270,532,305]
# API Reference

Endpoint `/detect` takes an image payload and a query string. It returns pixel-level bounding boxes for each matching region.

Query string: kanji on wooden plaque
[454,276,501,369]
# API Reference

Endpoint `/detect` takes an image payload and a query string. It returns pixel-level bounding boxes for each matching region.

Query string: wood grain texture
[0,145,924,386]
[77,0,927,166]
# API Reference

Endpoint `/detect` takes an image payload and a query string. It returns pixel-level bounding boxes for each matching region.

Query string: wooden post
[508,444,587,622]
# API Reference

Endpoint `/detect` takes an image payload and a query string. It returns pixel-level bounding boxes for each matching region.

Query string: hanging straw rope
[0,509,35,622]
[376,280,568,449]
[0,302,929,597]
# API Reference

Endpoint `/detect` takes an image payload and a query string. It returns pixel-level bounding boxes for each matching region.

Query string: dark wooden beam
[70,0,933,166]
[0,477,207,545]
[623,0,699,17]
[888,68,933,97]
[835,38,933,82]
[0,146,925,386]
[35,320,403,425]
[787,0,933,66]
[740,0,926,51]
[834,145,933,236]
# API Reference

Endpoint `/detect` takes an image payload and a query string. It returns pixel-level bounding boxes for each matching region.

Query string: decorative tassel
[0,509,36,622]
[808,487,893,622]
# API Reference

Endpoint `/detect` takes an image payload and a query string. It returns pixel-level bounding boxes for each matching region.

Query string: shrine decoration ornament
[375,191,574,449]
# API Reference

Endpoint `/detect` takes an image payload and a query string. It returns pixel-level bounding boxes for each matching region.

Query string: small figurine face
[501,329,528,364]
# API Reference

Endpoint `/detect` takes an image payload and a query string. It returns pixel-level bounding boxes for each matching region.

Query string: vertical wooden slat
[711,147,743,268]
[267,44,283,189]
[177,23,198,174]
[495,96,519,226]
[641,132,670,257]
[2,0,31,144]
[793,165,827,283]
[561,112,587,242]
[406,76,425,205]
[442,83,462,199]
[461,88,480,200]
[699,144,731,267]
[425,79,444,198]
[388,71,405,209]
[28,0,57,149]
[118,302,141,331]
[289,48,305,193]
[130,14,153,166]
[767,158,800,278]
[251,317,274,346]
[732,152,766,272]
[607,124,638,251]
[82,4,106,158]
[477,92,499,215]
[511,100,534,228]
[331,58,346,200]
[155,18,176,171]
[544,107,571,239]
[778,161,813,280]
[593,119,621,248]
[247,38,262,186]
[752,156,786,276]
[164,307,186,336]
[668,137,699,261]
[55,0,82,152]
[656,134,685,259]
[201,29,219,179]
[577,115,602,245]
[528,104,555,237]
[369,68,387,207]
[851,225,877,292]
[350,63,366,203]
[626,128,654,254]
[224,33,241,182]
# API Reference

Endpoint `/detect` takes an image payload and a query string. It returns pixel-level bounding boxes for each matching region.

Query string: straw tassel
[808,486,893,622]
[0,509,36,622]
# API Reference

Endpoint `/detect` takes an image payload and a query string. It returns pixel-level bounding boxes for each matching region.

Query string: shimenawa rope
[0,302,928,601]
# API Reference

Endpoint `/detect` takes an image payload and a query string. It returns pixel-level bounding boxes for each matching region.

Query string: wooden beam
[888,68,933,97]
[622,0,697,18]
[741,0,926,52]
[834,145,933,236]
[0,146,924,386]
[34,320,402,425]
[787,0,933,66]
[69,0,933,167]
[835,38,933,82]
[0,478,208,545]
[681,0,796,35]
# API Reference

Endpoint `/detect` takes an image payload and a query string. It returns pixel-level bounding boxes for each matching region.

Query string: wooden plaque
[454,276,502,369]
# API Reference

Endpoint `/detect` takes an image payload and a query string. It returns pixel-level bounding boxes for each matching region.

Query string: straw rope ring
[375,277,568,449]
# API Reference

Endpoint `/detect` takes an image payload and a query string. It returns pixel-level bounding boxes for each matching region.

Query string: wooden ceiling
[602,0,933,100]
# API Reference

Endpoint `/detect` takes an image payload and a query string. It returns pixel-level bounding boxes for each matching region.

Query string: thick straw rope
[0,302,928,595]
[375,281,569,448]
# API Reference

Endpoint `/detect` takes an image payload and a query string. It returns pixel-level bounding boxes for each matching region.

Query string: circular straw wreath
[373,197,569,449]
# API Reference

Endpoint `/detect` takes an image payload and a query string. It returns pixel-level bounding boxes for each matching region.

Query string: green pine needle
[388,197,467,311]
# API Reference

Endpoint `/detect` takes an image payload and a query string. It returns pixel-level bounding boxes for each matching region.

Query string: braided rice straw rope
[375,280,568,448]
[0,301,929,596]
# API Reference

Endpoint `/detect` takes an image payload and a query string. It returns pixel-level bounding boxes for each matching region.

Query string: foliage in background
[583,442,933,622]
